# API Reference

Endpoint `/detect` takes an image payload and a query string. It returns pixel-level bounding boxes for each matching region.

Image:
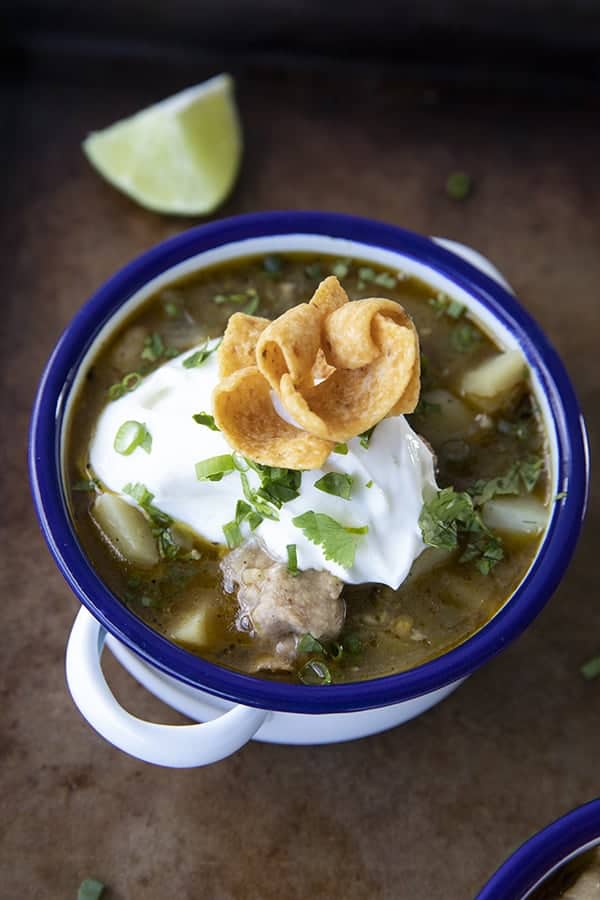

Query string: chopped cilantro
[415,398,442,417]
[292,511,368,569]
[192,412,219,431]
[497,418,529,441]
[374,271,397,289]
[333,443,348,455]
[298,633,325,654]
[314,472,353,500]
[581,655,600,680]
[183,339,221,369]
[469,457,544,505]
[141,332,177,363]
[78,878,105,900]
[419,487,504,574]
[304,262,322,280]
[451,322,481,353]
[446,171,473,200]
[263,254,283,276]
[286,543,299,575]
[330,258,351,278]
[357,266,376,283]
[72,479,99,492]
[163,301,179,318]
[359,426,376,449]
[343,634,362,655]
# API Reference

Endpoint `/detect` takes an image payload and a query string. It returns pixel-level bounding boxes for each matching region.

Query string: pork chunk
[221,543,345,667]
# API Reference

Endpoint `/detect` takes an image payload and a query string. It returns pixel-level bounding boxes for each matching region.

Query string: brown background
[2,49,599,900]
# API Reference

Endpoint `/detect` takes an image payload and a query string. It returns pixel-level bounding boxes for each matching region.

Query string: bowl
[29,211,589,767]
[477,800,600,899]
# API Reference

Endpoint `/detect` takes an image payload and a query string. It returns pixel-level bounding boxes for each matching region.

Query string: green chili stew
[67,253,551,684]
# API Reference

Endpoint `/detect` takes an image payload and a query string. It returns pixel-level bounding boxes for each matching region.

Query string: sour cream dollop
[90,344,438,588]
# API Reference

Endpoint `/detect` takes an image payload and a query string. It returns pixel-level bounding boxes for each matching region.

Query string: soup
[66,253,551,684]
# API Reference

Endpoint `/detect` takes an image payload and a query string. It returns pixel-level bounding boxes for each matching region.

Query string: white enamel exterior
[64,236,558,768]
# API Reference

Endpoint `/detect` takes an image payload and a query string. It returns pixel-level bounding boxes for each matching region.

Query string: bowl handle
[66,607,268,768]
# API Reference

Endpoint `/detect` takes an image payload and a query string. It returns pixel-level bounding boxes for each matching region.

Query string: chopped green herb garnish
[581,655,600,680]
[419,487,504,573]
[333,443,348,455]
[497,418,529,441]
[263,254,283,276]
[107,371,143,401]
[357,266,376,283]
[330,258,351,279]
[183,339,222,369]
[365,480,373,488]
[286,544,299,576]
[235,498,263,530]
[72,479,99,492]
[141,332,177,363]
[359,426,376,449]
[299,659,332,685]
[343,634,362,655]
[164,301,179,318]
[192,412,219,431]
[314,472,353,500]
[374,271,397,289]
[292,511,368,569]
[195,454,235,482]
[446,299,466,319]
[123,482,154,506]
[304,262,322,280]
[78,878,105,900]
[298,633,325,654]
[415,398,442,416]
[114,420,152,456]
[555,491,568,501]
[446,171,472,200]
[223,520,243,549]
[157,528,179,559]
[451,322,481,353]
[242,292,260,315]
[469,457,544,505]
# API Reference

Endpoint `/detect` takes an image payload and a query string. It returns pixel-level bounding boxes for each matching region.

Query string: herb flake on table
[446,171,473,200]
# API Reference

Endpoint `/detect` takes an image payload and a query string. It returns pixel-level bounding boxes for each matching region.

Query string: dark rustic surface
[1,55,599,900]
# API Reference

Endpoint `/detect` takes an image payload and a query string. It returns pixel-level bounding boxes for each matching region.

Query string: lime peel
[83,74,242,216]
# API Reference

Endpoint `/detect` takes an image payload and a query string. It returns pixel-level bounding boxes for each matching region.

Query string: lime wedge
[83,74,242,216]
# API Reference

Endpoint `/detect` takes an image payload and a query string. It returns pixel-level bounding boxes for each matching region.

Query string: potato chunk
[92,493,159,568]
[460,350,526,412]
[169,597,219,649]
[482,496,548,535]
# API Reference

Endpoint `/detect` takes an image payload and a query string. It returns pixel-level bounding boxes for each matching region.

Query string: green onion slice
[299,659,332,685]
[114,420,152,456]
[286,544,299,575]
[223,520,243,549]
[195,454,235,481]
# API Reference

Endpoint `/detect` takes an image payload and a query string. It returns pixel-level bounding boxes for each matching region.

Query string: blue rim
[28,211,589,714]
[477,799,600,899]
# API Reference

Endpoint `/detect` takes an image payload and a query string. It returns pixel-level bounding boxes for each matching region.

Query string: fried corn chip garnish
[213,275,420,466]
[218,312,270,378]
[213,367,333,469]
